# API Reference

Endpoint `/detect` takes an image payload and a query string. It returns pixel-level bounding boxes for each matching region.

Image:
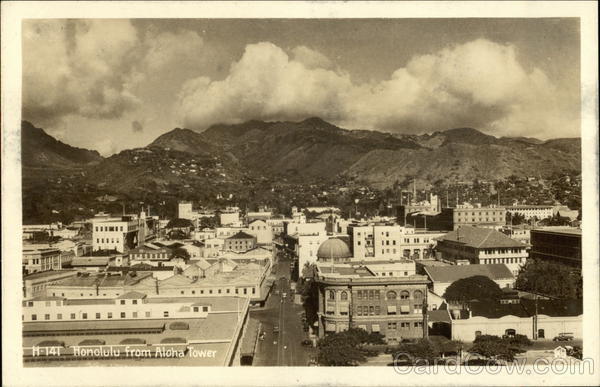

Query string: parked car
[553,333,574,342]
[301,339,312,347]
[273,325,279,333]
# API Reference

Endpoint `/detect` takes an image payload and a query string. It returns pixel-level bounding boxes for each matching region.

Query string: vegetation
[443,276,503,304]
[316,328,385,366]
[469,334,529,362]
[515,260,582,299]
[391,337,463,365]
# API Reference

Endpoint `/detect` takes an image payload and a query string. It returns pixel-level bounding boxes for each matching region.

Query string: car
[282,292,287,299]
[301,339,312,346]
[553,333,574,342]
[273,325,280,333]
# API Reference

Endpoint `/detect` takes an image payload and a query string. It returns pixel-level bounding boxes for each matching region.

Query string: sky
[22,18,581,156]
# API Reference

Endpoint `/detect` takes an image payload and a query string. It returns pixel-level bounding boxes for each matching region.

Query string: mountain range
[21,118,581,192]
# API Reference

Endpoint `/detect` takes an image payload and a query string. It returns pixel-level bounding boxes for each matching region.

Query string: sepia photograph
[2,1,598,386]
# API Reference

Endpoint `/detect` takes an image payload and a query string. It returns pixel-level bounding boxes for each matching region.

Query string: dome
[317,238,352,261]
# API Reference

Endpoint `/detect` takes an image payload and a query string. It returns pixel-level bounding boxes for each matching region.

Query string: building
[246,219,273,245]
[406,205,507,231]
[436,226,529,275]
[505,205,554,221]
[420,264,515,297]
[92,215,141,253]
[220,207,241,226]
[128,244,173,266]
[22,248,63,275]
[553,206,579,221]
[23,270,78,299]
[224,231,257,253]
[529,228,582,269]
[397,194,441,226]
[246,208,272,223]
[348,223,444,261]
[450,299,582,342]
[499,225,531,245]
[22,294,250,366]
[314,260,430,343]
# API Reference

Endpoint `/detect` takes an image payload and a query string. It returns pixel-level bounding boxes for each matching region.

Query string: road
[250,257,316,366]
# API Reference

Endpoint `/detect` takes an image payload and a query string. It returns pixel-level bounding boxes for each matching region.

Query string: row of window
[481,257,525,264]
[388,322,423,329]
[458,218,501,223]
[27,308,205,321]
[327,289,424,301]
[131,253,168,259]
[96,238,121,244]
[95,226,124,232]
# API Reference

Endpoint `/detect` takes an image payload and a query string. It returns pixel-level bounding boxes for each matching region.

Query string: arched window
[400,291,410,300]
[340,291,348,301]
[328,291,335,301]
[413,290,424,300]
[475,330,482,337]
[386,291,397,300]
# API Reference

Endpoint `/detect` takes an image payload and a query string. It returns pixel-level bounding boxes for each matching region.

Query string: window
[95,313,101,319]
[388,322,397,330]
[328,291,335,301]
[202,306,209,312]
[414,322,423,328]
[82,313,88,319]
[386,291,397,300]
[413,290,424,300]
[132,300,138,304]
[31,314,37,321]
[400,291,410,300]
[163,311,169,317]
[193,307,199,312]
[45,314,50,320]
[145,311,151,317]
[475,330,482,337]
[357,306,362,316]
[181,291,185,295]
[120,300,126,305]
[357,290,363,300]
[70,313,76,319]
[108,312,113,319]
[369,306,375,316]
[57,313,62,320]
[132,312,138,318]
[340,291,348,301]
[374,306,380,315]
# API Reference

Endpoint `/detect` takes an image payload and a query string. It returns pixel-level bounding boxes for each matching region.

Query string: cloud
[23,20,142,124]
[143,29,205,71]
[177,39,578,138]
[131,120,144,132]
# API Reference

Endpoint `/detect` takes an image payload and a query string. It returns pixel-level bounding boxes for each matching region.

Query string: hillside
[21,121,103,168]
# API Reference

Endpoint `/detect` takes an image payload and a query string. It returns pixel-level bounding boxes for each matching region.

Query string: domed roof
[317,238,352,261]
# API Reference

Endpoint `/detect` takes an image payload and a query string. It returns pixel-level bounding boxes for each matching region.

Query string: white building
[506,205,554,220]
[220,208,241,226]
[247,219,273,245]
[92,215,141,253]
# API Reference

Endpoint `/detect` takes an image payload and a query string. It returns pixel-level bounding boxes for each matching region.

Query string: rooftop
[532,227,582,236]
[423,264,514,283]
[226,231,256,240]
[437,226,528,248]
[469,299,583,319]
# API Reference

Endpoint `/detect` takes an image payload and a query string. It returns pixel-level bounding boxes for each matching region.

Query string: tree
[316,328,385,366]
[469,335,525,362]
[443,276,503,304]
[515,260,582,299]
[172,247,190,260]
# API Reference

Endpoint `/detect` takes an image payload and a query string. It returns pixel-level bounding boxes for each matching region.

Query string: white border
[2,1,598,386]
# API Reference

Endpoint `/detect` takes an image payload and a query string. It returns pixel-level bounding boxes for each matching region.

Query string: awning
[372,324,380,332]
[339,304,349,312]
[326,304,335,312]
[387,305,397,313]
[358,325,367,330]
[400,305,410,313]
[325,323,336,332]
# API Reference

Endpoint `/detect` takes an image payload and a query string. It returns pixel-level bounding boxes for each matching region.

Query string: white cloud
[23,20,141,123]
[143,29,205,71]
[177,39,578,138]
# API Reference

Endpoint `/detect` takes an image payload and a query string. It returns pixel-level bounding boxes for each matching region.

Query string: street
[250,256,316,366]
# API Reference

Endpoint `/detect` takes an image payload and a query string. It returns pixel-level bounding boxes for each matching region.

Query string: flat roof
[532,228,582,236]
[24,270,77,280]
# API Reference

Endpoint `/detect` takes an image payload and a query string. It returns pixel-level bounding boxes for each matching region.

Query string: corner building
[315,261,430,342]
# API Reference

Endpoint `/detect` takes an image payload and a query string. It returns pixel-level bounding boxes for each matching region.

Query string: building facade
[529,228,582,269]
[436,226,529,275]
[224,232,257,253]
[92,216,140,253]
[505,205,554,220]
[22,248,63,275]
[315,262,430,343]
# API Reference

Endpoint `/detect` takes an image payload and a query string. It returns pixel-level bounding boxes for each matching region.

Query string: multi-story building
[315,260,430,342]
[246,208,272,223]
[529,228,582,269]
[449,204,506,230]
[128,244,173,266]
[220,207,241,226]
[505,205,554,221]
[247,219,273,245]
[499,225,531,245]
[224,231,257,253]
[435,226,529,275]
[22,294,251,366]
[92,215,141,253]
[23,270,78,299]
[22,248,63,275]
[348,223,444,261]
